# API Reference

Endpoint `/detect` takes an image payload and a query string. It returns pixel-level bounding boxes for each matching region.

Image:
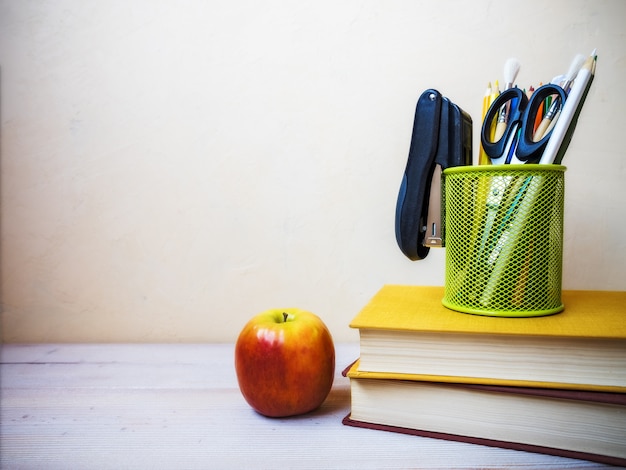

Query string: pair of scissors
[480,83,567,165]
[477,83,567,258]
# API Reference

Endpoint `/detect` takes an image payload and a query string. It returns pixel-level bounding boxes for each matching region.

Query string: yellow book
[349,285,626,392]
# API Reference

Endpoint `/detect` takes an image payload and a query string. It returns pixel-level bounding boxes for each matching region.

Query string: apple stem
[283,312,288,322]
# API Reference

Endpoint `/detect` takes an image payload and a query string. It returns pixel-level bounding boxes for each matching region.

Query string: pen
[538,50,596,165]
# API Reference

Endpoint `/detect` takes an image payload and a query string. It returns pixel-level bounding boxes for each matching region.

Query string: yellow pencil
[479,82,493,165]
[489,80,500,143]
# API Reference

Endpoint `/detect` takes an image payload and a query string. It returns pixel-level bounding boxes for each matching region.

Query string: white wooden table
[0,343,618,469]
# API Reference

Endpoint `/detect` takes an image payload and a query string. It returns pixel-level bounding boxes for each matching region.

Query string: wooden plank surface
[0,343,615,469]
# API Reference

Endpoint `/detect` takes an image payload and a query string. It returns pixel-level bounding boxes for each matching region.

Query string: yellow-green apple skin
[234,308,335,417]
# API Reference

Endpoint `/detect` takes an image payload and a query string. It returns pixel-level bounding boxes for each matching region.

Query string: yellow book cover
[346,359,625,392]
[350,286,626,392]
[350,285,626,338]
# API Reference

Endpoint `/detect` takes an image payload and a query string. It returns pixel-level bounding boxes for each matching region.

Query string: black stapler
[395,89,472,261]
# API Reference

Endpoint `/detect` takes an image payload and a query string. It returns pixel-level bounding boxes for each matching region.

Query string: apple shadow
[280,383,352,421]
[246,374,353,422]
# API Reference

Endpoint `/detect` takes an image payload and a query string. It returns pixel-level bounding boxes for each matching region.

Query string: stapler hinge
[424,165,443,247]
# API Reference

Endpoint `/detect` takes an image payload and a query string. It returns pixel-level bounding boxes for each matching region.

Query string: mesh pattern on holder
[442,164,565,317]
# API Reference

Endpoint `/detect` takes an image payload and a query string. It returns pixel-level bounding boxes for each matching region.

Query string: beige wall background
[1,0,625,343]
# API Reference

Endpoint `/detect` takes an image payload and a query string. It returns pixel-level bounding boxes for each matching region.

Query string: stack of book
[343,285,626,466]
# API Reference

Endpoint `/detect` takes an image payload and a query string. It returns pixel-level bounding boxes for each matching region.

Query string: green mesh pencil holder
[442,164,566,317]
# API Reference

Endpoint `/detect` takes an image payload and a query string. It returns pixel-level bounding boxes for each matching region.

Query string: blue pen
[504,96,519,164]
[505,128,521,164]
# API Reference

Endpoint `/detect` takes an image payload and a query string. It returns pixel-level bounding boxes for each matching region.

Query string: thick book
[350,285,626,392]
[343,361,626,467]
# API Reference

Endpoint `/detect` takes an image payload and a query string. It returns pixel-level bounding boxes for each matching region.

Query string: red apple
[234,308,335,417]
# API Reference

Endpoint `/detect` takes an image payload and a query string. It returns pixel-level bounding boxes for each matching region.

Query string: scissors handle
[480,88,527,163]
[516,84,567,163]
